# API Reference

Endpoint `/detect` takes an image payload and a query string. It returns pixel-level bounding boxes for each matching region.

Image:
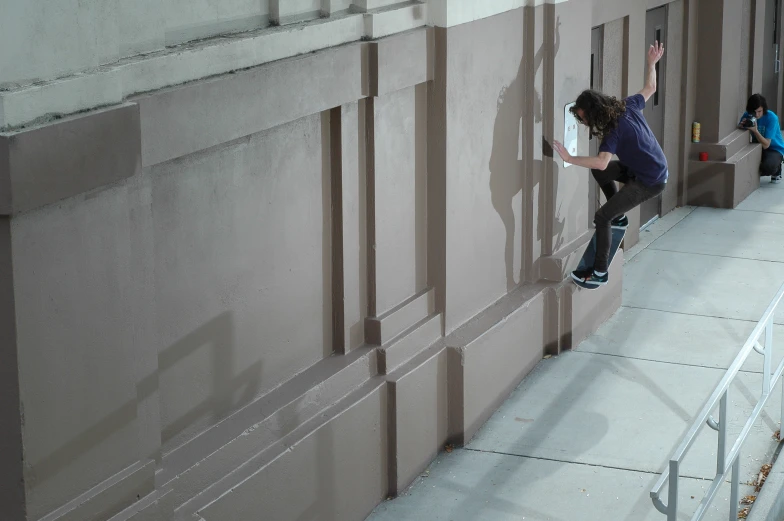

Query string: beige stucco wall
[443,10,528,332]
[12,176,153,520]
[152,113,333,451]
[0,0,769,520]
[373,86,428,316]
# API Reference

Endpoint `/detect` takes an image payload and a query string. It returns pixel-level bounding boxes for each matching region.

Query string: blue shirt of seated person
[738,98,784,157]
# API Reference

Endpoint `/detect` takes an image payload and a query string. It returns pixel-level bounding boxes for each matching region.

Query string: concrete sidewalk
[366,182,784,521]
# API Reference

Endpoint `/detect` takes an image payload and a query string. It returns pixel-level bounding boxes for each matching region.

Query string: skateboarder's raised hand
[647,41,664,65]
[639,41,664,103]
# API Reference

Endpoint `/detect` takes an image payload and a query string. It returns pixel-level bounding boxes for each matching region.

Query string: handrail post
[729,458,740,521]
[764,318,773,395]
[667,460,679,521]
[649,283,784,520]
[717,392,728,474]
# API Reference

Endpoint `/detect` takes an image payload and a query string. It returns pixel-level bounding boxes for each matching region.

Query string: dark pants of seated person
[591,161,666,273]
[760,148,783,177]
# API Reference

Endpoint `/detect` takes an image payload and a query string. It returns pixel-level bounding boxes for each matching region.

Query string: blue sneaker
[571,269,608,286]
[611,215,629,229]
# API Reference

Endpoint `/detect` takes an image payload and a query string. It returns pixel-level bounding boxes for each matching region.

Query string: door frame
[641,4,668,230]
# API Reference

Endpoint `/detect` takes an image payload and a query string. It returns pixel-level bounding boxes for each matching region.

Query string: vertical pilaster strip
[695,0,725,143]
[681,0,699,207]
[543,287,559,356]
[662,1,685,216]
[386,381,398,497]
[368,43,380,97]
[541,3,556,256]
[331,106,346,354]
[366,97,378,320]
[0,138,11,215]
[522,5,536,283]
[559,284,572,350]
[414,83,428,293]
[321,111,334,357]
[446,347,465,446]
[427,28,447,331]
[0,218,26,521]
[622,16,630,98]
[751,0,766,93]
[270,0,281,25]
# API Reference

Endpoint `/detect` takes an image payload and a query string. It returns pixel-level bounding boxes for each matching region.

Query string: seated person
[739,93,784,183]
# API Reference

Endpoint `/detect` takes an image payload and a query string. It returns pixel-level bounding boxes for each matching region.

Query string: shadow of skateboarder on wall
[490,15,563,291]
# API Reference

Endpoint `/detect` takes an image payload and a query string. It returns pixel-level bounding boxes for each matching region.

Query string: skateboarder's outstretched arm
[551,142,613,171]
[638,41,664,102]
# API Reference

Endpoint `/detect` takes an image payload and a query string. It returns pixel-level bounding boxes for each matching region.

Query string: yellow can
[692,122,701,143]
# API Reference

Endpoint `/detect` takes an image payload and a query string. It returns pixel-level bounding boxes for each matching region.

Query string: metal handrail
[650,282,784,521]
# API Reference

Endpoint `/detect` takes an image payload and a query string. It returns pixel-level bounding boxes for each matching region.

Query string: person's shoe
[610,215,629,229]
[772,174,782,183]
[571,267,592,280]
[571,269,608,286]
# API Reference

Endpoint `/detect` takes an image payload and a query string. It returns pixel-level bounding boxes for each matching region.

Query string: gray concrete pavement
[366,182,784,521]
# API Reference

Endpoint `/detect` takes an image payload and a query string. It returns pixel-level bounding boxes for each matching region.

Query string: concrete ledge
[159,347,378,506]
[369,28,434,97]
[364,2,429,39]
[538,229,594,282]
[387,343,448,495]
[732,145,764,205]
[0,15,368,130]
[134,42,366,167]
[195,380,388,521]
[687,144,762,209]
[378,313,442,374]
[270,0,323,25]
[691,130,751,162]
[428,0,568,28]
[354,0,413,12]
[0,103,141,215]
[39,461,155,521]
[107,489,173,521]
[366,288,435,345]
[446,284,547,445]
[0,1,436,131]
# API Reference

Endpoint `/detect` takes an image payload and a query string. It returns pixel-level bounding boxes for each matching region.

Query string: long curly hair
[569,90,626,139]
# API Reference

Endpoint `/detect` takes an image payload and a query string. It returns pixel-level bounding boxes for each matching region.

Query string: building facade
[0,0,776,520]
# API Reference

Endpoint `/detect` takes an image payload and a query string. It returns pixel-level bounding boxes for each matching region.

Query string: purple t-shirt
[599,94,668,186]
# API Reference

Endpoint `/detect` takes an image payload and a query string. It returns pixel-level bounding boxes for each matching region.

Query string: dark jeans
[591,161,666,272]
[760,148,783,177]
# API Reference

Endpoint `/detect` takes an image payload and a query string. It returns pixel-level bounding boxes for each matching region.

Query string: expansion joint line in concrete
[460,447,711,482]
[572,349,772,377]
[620,304,773,324]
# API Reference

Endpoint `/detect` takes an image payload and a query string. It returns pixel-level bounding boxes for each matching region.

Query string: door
[641,5,667,229]
[763,0,781,116]
[589,26,603,228]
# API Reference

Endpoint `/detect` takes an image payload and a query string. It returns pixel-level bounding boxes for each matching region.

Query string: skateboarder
[552,41,668,287]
